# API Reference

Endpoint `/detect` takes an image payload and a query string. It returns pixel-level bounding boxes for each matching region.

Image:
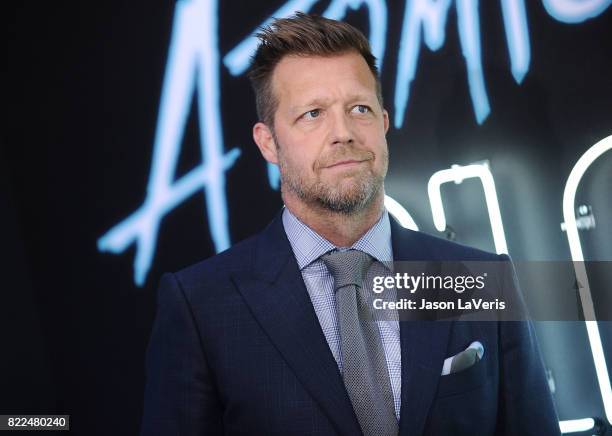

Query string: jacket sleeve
[497,257,561,435]
[141,273,223,436]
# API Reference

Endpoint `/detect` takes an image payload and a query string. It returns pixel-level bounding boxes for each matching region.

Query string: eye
[351,105,371,115]
[302,109,321,120]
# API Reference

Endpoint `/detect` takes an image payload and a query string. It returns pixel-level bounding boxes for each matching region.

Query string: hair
[247,12,382,128]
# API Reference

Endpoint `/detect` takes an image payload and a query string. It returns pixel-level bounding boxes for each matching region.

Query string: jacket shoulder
[172,233,258,289]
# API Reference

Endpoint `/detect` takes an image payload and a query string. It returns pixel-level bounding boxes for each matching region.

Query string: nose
[329,110,354,145]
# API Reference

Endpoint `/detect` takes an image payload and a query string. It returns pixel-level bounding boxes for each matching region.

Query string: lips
[324,159,367,169]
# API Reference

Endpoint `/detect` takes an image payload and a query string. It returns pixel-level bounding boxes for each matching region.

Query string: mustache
[317,149,375,169]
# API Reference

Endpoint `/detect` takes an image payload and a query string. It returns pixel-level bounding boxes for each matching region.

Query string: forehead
[271,52,378,108]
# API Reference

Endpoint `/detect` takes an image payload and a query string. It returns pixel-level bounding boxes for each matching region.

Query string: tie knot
[321,250,374,291]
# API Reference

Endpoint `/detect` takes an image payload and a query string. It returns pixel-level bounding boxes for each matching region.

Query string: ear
[382,109,389,135]
[253,122,279,164]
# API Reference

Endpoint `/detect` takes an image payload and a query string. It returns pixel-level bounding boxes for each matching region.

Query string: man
[141,13,560,435]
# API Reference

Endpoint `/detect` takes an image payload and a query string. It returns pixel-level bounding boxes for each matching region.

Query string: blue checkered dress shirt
[282,207,401,420]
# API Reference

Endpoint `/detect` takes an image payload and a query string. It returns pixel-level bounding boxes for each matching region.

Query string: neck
[282,189,385,247]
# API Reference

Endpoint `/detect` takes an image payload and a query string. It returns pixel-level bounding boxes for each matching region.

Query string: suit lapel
[231,211,362,436]
[231,212,453,436]
[390,218,453,436]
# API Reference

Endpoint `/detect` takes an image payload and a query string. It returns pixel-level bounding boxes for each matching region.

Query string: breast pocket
[435,354,491,398]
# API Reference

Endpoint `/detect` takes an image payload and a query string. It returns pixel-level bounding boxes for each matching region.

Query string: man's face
[255,51,389,214]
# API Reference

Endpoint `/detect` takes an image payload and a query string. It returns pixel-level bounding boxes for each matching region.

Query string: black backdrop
[4,1,612,434]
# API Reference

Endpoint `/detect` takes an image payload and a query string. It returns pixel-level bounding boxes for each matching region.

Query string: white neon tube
[562,134,612,424]
[427,163,508,253]
[559,417,595,433]
[385,195,419,231]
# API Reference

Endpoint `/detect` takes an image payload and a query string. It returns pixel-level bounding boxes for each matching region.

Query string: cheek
[357,124,386,152]
[280,142,318,174]
[291,138,324,172]
[355,117,384,138]
[363,129,389,170]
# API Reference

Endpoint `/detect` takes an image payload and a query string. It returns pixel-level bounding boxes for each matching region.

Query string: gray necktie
[321,250,398,436]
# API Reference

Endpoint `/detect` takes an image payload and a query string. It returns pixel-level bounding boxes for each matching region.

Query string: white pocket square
[441,341,484,376]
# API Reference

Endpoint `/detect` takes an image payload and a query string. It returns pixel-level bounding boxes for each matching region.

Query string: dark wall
[5,1,612,434]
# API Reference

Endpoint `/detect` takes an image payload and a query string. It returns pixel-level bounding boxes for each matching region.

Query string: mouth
[324,159,368,170]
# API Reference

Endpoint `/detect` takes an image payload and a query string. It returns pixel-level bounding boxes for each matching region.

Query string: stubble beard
[275,134,388,215]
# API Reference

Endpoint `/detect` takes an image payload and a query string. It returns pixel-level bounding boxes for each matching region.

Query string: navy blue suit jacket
[141,210,560,435]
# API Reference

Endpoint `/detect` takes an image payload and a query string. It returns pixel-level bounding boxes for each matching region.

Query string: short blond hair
[248,12,382,127]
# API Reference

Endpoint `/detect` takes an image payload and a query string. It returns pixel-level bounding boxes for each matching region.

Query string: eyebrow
[290,94,376,116]
[290,98,330,116]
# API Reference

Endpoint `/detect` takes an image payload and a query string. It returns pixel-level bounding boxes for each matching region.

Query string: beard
[275,135,387,215]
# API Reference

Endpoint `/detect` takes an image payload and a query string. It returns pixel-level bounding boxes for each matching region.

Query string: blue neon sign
[97,0,240,286]
[98,0,610,286]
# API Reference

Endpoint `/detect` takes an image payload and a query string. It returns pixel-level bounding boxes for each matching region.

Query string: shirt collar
[282,206,394,270]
